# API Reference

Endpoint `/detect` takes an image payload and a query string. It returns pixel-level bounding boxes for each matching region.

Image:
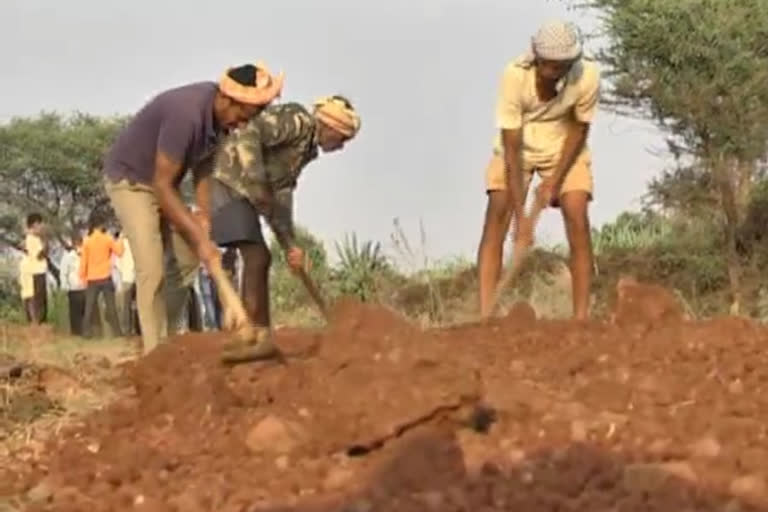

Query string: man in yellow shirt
[24,213,49,324]
[477,19,600,320]
[18,249,35,323]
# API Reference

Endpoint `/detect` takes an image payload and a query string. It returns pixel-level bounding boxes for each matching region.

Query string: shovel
[482,193,548,321]
[207,255,255,343]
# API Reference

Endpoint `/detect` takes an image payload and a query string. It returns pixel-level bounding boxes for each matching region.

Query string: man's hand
[194,210,211,236]
[536,177,560,208]
[197,237,221,269]
[286,246,307,272]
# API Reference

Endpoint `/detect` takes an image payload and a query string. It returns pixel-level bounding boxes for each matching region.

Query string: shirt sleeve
[267,187,295,245]
[157,115,197,165]
[573,62,601,123]
[495,63,525,131]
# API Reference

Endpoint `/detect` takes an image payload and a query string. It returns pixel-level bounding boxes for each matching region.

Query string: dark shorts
[210,179,265,247]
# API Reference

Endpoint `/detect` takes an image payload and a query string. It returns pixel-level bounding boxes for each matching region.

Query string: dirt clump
[9,294,768,511]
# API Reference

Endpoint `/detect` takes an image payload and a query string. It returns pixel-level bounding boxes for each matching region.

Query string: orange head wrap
[219,61,285,106]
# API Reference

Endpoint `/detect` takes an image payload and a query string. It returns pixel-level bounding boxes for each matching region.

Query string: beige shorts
[485,150,593,200]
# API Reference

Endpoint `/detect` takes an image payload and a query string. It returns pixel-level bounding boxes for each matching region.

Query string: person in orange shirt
[80,214,124,338]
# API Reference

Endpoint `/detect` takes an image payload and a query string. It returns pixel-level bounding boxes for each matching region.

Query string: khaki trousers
[105,179,199,353]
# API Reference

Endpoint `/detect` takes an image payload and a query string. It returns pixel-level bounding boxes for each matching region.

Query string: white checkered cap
[531,19,583,61]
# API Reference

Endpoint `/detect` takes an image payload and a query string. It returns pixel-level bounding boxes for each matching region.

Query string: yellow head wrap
[313,96,361,138]
[219,61,285,106]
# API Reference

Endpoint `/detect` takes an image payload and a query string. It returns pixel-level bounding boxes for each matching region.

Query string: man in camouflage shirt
[202,95,361,363]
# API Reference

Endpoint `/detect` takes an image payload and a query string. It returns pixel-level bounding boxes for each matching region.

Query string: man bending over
[204,95,361,363]
[477,19,600,320]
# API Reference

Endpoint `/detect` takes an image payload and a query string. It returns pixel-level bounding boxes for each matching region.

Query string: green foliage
[575,0,768,160]
[590,211,673,255]
[0,112,128,249]
[332,233,392,302]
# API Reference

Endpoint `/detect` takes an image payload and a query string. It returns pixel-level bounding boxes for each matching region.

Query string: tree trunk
[712,156,754,315]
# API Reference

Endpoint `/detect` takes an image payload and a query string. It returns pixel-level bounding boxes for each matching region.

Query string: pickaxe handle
[484,195,547,319]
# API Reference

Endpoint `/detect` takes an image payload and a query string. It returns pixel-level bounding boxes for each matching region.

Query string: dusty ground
[3,280,768,511]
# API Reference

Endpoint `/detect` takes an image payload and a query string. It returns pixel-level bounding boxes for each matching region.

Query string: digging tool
[207,255,255,343]
[482,192,548,321]
[270,226,330,321]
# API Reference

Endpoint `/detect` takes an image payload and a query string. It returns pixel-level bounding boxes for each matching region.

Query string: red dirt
[10,284,768,511]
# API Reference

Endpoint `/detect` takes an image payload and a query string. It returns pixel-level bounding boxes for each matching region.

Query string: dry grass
[1,327,136,479]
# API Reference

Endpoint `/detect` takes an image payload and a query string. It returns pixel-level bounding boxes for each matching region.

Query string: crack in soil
[346,398,496,457]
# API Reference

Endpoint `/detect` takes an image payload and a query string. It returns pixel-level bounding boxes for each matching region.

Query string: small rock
[729,379,745,395]
[275,456,290,471]
[509,360,526,375]
[27,481,53,503]
[623,461,697,493]
[86,442,100,454]
[323,467,354,491]
[648,439,672,455]
[416,491,445,510]
[387,348,402,363]
[521,471,534,485]
[659,461,697,483]
[689,436,721,459]
[508,448,526,464]
[342,499,373,512]
[245,415,303,455]
[570,420,588,442]
[730,475,767,501]
[298,408,311,418]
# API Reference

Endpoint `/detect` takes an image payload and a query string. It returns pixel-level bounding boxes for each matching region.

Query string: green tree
[565,0,768,312]
[0,112,128,254]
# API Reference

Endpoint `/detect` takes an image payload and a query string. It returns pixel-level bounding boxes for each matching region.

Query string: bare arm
[192,152,214,222]
[550,120,590,190]
[495,63,526,220]
[152,150,206,249]
[550,61,599,190]
[501,128,525,221]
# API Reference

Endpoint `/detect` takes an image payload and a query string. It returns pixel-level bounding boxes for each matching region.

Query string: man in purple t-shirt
[104,62,284,354]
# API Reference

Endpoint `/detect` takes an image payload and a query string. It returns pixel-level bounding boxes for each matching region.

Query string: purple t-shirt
[104,81,219,185]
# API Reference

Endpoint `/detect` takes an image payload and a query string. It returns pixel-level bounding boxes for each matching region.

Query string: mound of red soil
[15,290,768,511]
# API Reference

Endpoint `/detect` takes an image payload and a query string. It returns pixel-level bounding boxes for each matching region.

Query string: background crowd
[15,211,241,339]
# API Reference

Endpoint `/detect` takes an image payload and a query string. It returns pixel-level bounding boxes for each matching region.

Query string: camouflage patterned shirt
[209,102,319,244]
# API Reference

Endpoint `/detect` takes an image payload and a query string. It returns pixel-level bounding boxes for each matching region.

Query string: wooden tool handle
[270,226,330,321]
[207,256,254,341]
[483,196,547,320]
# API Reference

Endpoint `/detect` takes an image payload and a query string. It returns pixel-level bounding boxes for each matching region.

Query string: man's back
[81,230,123,282]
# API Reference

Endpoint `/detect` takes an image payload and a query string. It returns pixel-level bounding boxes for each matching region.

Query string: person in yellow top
[18,249,35,323]
[24,213,49,324]
[477,19,600,320]
[79,214,124,338]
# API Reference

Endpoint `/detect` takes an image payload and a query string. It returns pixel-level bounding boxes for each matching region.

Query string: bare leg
[236,243,272,327]
[560,191,593,320]
[477,190,514,317]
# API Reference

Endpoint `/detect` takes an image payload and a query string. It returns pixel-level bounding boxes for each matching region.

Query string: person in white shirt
[59,235,87,336]
[114,231,137,336]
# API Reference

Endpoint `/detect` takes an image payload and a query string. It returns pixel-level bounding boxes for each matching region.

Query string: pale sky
[0,0,666,264]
